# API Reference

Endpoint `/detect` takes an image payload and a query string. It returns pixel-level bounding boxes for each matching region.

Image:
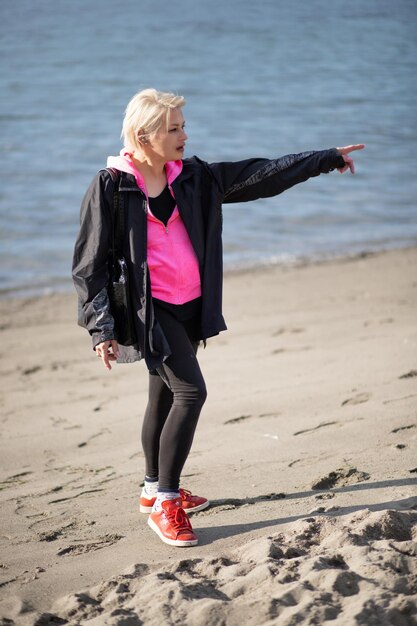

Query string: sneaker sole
[147,516,198,547]
[140,500,210,515]
[140,504,155,513]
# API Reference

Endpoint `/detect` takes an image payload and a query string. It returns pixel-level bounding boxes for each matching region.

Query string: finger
[339,144,365,153]
[348,144,365,152]
[101,347,112,371]
[98,341,111,370]
[337,144,365,155]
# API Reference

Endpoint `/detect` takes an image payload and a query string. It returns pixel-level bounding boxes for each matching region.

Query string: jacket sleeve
[72,171,115,349]
[207,148,346,203]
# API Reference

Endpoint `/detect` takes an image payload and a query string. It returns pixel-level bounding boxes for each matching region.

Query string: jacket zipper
[145,198,169,234]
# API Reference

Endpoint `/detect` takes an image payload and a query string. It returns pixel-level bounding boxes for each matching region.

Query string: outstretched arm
[207,145,364,204]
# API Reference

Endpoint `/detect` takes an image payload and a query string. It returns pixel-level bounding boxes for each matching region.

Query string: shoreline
[1,242,416,302]
[1,246,416,625]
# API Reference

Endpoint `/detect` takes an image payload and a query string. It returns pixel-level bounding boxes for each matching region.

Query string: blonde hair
[121,88,186,151]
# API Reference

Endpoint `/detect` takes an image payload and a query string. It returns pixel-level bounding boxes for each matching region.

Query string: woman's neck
[132,153,167,197]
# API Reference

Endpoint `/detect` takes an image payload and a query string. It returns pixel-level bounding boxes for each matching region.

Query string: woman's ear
[137,129,148,145]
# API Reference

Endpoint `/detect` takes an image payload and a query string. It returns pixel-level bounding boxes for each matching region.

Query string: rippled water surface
[1,0,416,295]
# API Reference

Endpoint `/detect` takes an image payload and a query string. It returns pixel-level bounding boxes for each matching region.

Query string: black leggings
[141,304,207,490]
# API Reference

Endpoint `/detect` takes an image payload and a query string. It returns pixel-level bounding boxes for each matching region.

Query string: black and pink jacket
[106,150,201,305]
[73,148,345,370]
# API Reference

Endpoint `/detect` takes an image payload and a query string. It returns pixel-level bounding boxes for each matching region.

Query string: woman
[73,88,364,547]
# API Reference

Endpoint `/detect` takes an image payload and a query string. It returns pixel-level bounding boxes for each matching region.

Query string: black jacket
[72,148,345,370]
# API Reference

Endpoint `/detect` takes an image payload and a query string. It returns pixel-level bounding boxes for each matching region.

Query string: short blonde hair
[121,88,186,151]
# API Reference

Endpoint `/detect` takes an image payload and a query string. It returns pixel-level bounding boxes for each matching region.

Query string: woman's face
[149,108,188,162]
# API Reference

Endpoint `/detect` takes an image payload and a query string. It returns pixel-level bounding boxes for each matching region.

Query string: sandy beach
[0,247,416,626]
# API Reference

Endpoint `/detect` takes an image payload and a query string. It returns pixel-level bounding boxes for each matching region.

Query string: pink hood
[106,149,183,195]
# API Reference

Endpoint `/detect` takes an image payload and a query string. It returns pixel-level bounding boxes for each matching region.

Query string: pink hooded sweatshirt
[106,149,201,305]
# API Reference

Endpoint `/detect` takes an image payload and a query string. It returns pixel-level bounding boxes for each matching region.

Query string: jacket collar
[114,149,188,193]
[117,168,195,194]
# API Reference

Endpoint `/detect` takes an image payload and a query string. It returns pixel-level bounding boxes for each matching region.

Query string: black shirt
[148,184,175,226]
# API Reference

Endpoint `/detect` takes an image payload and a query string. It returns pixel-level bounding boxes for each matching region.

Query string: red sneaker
[139,488,209,514]
[139,490,158,513]
[147,497,198,547]
[178,488,209,513]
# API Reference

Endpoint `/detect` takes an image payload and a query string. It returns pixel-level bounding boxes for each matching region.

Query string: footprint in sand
[341,392,370,406]
[196,493,286,516]
[0,471,33,491]
[391,424,416,434]
[20,365,42,376]
[49,416,68,427]
[50,361,68,371]
[224,414,252,425]
[77,427,111,448]
[37,522,77,543]
[272,346,312,355]
[57,534,123,556]
[293,421,338,436]
[398,370,417,379]
[272,327,305,336]
[383,394,417,405]
[311,467,370,490]
[364,317,394,327]
[48,488,105,504]
[288,459,301,468]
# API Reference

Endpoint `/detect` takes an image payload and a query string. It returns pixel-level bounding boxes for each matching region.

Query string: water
[1,0,416,297]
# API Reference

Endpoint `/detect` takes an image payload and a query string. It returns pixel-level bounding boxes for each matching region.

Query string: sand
[0,247,416,626]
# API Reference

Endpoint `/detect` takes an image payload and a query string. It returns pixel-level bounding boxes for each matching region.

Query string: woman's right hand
[96,340,120,371]
[336,144,365,174]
